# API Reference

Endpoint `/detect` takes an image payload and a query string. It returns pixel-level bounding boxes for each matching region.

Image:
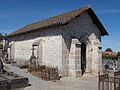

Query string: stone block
[10,77,29,89]
[0,73,29,89]
[75,71,82,77]
[0,77,7,90]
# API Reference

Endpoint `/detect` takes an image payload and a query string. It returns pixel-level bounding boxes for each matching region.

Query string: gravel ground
[44,74,98,90]
[4,63,98,90]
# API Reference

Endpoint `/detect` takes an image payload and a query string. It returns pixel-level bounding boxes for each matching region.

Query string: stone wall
[42,36,63,75]
[14,39,34,62]
[62,12,102,76]
[8,12,102,76]
[10,36,63,75]
[68,39,82,77]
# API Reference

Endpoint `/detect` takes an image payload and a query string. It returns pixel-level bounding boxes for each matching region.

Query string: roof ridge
[8,5,108,37]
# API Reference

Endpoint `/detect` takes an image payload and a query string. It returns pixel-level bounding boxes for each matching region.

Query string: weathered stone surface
[0,77,7,90]
[0,73,29,89]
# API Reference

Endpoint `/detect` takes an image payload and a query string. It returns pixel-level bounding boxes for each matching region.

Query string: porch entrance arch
[80,35,91,75]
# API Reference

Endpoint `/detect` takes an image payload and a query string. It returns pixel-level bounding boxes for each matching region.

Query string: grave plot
[0,72,29,89]
[29,65,61,81]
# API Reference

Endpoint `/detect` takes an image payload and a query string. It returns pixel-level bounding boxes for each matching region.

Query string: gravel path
[4,63,98,90]
[4,63,45,90]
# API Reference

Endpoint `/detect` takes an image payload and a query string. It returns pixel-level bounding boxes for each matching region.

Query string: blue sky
[0,0,120,51]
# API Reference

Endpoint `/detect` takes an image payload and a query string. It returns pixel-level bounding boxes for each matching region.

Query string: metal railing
[28,65,60,80]
[99,71,120,90]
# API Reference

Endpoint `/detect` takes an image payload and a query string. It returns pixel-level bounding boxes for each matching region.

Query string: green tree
[0,33,3,40]
[0,33,3,48]
[105,48,113,52]
[117,51,120,60]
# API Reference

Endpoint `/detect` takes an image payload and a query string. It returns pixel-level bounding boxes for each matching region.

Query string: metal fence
[99,71,120,90]
[28,65,60,80]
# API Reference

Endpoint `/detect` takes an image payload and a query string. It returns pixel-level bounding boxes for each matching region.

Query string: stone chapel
[6,6,108,77]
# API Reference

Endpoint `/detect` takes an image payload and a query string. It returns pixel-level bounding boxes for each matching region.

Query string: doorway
[81,43,86,75]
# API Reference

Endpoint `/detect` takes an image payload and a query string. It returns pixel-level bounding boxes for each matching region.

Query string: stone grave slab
[0,77,8,90]
[0,72,29,89]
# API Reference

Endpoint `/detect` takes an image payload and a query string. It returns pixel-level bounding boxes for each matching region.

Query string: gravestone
[0,72,29,89]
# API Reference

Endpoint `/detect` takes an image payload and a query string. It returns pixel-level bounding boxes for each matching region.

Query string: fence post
[98,72,100,90]
[106,77,109,90]
[119,79,120,90]
[114,77,116,90]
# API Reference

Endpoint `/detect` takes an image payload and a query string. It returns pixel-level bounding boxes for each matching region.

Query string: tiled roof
[102,52,118,58]
[8,6,108,37]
